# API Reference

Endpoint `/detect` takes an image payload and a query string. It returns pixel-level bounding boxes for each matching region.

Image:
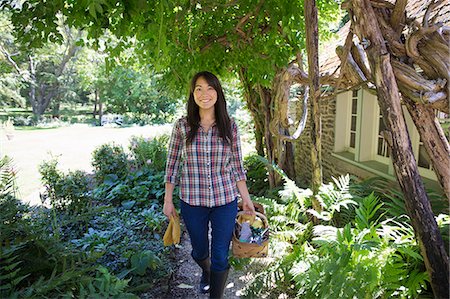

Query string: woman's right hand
[163,183,178,219]
[163,199,178,219]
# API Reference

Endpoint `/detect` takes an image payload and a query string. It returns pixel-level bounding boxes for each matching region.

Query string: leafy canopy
[2,0,342,95]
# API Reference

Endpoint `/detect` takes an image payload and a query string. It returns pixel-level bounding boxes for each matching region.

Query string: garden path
[141,226,250,299]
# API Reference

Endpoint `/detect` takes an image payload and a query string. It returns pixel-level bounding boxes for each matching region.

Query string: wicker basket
[232,203,269,258]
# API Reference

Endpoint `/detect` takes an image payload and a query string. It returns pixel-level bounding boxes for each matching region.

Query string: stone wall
[292,94,340,187]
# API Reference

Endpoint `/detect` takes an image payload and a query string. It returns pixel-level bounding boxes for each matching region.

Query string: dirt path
[141,226,250,299]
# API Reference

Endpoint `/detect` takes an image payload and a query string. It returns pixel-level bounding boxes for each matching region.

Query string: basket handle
[237,200,265,214]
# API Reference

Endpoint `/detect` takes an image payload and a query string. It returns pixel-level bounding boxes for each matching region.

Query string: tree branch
[390,0,407,32]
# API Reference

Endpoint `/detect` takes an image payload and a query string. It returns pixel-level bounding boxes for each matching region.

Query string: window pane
[350,133,356,148]
[352,89,358,97]
[351,116,357,131]
[378,118,385,133]
[377,137,383,155]
[352,98,358,114]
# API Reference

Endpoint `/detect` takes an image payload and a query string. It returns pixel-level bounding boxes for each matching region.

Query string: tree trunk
[304,0,323,194]
[350,1,449,297]
[93,88,99,118]
[28,55,39,116]
[258,85,276,188]
[278,130,296,179]
[405,98,450,199]
[98,96,103,126]
[270,68,297,180]
[238,68,265,156]
[51,99,61,118]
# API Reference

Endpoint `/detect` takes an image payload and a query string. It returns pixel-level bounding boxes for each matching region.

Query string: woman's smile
[194,77,218,110]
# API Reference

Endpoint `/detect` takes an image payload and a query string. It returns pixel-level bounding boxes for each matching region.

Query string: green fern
[78,266,137,299]
[354,192,385,230]
[289,194,429,298]
[244,167,433,298]
[0,244,29,298]
[0,155,18,199]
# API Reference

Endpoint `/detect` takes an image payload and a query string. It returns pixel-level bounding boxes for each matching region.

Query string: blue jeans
[180,199,238,272]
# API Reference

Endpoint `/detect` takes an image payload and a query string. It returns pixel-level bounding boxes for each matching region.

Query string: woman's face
[193,76,217,111]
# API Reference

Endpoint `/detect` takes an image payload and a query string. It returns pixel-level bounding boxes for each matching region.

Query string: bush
[39,158,92,214]
[129,134,169,172]
[93,168,166,206]
[92,143,129,182]
[1,159,136,298]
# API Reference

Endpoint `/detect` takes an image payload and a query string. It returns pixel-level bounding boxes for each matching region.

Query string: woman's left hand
[242,198,256,215]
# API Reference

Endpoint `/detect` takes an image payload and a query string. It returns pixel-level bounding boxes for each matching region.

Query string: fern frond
[0,155,18,198]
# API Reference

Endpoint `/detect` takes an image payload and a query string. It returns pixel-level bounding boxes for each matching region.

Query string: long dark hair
[186,71,232,145]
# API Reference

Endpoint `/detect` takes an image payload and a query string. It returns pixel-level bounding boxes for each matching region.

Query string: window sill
[331,151,443,194]
[331,151,394,181]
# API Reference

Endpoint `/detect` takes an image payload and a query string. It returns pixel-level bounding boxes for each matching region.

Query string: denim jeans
[180,199,238,272]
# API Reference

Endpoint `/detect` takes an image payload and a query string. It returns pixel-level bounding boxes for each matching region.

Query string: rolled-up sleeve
[230,120,247,182]
[164,119,183,184]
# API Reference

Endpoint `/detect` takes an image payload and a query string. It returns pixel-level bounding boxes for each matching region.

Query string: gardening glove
[163,215,180,246]
[237,213,255,224]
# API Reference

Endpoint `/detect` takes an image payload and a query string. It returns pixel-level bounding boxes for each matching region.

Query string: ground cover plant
[0,133,174,298]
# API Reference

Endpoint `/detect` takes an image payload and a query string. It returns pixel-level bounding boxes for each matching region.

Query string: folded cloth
[163,215,180,246]
[239,222,252,243]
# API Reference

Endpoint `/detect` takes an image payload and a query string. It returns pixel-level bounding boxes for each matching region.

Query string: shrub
[92,143,129,182]
[129,134,169,172]
[0,182,135,298]
[39,158,92,214]
[93,168,166,207]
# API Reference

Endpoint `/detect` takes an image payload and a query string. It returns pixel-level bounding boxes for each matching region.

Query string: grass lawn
[1,123,172,206]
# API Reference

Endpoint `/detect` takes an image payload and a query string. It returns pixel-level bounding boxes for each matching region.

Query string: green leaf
[121,200,136,209]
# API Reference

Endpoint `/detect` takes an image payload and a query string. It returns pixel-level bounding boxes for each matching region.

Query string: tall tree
[0,12,82,117]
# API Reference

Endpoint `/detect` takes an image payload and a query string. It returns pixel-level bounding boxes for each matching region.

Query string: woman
[163,71,255,299]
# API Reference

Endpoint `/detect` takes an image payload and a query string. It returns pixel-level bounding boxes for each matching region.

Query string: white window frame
[374,105,391,164]
[334,89,441,182]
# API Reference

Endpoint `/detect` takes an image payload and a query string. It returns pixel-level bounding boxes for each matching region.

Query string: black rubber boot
[194,257,211,294]
[209,268,229,299]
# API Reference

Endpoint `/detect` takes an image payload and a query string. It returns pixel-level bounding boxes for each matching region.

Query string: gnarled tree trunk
[349,1,449,297]
[331,1,449,198]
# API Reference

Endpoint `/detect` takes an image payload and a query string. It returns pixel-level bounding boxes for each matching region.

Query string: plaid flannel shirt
[164,117,246,207]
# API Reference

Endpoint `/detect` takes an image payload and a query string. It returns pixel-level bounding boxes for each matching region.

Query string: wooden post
[350,0,449,297]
